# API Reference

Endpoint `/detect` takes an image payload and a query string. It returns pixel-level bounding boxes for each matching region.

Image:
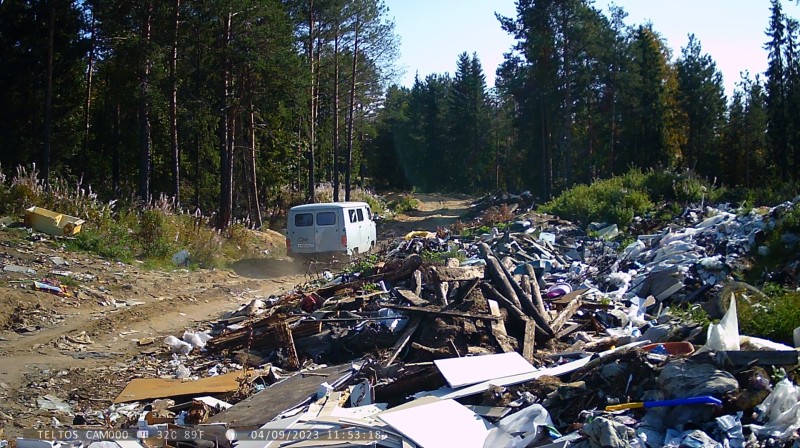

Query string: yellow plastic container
[24,206,85,236]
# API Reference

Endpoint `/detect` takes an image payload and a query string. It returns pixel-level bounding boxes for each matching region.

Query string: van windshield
[316,212,336,226]
[294,213,313,227]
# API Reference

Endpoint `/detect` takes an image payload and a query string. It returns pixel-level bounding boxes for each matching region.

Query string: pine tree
[765,0,788,181]
[676,34,726,175]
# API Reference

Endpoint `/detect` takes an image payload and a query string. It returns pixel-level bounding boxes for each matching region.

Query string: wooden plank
[207,364,352,429]
[384,317,422,366]
[394,288,428,306]
[114,371,249,403]
[550,298,583,333]
[412,269,423,296]
[720,350,799,366]
[522,319,536,362]
[384,304,500,321]
[432,266,485,282]
[555,322,584,339]
[487,299,514,353]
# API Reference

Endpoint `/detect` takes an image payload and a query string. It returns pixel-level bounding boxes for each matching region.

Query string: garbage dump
[11,197,800,448]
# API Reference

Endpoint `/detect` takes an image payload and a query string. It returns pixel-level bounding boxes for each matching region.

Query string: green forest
[1,0,799,228]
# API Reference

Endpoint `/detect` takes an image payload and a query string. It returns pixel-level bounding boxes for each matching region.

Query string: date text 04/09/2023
[229,429,385,441]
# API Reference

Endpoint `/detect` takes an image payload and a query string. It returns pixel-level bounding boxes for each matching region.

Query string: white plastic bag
[703,295,739,352]
[757,378,800,440]
[483,404,555,448]
[175,364,191,379]
[182,331,211,349]
[165,335,192,354]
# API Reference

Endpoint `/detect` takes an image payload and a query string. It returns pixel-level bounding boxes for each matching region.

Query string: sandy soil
[0,194,473,439]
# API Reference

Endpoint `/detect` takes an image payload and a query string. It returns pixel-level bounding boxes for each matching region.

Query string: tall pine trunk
[333,21,340,202]
[218,11,233,228]
[307,0,316,203]
[170,0,181,204]
[42,0,55,186]
[345,15,359,202]
[138,1,153,201]
[83,11,96,163]
[113,102,121,193]
[247,100,262,228]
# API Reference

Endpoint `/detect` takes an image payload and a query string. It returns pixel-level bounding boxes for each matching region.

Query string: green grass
[1,165,263,269]
[421,249,466,265]
[346,253,381,276]
[737,286,800,345]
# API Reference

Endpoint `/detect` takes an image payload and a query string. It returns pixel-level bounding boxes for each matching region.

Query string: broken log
[524,264,548,318]
[479,283,528,324]
[497,255,538,318]
[479,244,522,310]
[277,320,300,370]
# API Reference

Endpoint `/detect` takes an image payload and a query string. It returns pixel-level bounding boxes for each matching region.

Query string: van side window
[366,208,372,220]
[349,209,358,223]
[295,213,313,227]
[316,212,336,226]
[356,209,364,221]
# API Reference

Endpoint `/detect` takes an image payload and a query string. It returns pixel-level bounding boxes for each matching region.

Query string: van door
[290,211,316,253]
[314,210,341,252]
[364,206,376,251]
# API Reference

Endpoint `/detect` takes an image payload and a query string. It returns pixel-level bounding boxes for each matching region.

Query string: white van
[286,202,377,257]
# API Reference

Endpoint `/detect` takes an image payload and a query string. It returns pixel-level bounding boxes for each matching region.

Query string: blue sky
[383,0,800,98]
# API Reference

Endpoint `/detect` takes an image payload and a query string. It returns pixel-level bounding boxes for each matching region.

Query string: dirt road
[0,194,472,437]
[378,193,474,239]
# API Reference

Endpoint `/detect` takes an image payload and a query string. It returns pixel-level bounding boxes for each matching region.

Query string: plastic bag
[756,378,800,440]
[702,295,739,352]
[483,404,556,448]
[165,335,192,355]
[175,364,191,379]
[182,331,211,349]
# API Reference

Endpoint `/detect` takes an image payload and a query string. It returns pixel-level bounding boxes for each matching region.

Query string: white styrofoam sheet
[433,352,536,388]
[378,398,493,448]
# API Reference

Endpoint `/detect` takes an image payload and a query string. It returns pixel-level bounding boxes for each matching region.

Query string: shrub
[388,194,420,214]
[539,168,728,227]
[479,204,516,228]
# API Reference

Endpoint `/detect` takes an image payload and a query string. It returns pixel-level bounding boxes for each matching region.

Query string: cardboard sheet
[434,352,536,388]
[378,398,493,448]
[113,371,246,403]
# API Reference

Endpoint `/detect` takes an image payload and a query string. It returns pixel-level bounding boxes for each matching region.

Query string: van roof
[289,201,370,212]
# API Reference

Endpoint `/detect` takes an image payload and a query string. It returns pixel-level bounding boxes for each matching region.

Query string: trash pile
[12,198,800,448]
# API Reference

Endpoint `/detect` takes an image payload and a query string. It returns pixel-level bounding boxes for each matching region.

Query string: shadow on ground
[229,258,306,279]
